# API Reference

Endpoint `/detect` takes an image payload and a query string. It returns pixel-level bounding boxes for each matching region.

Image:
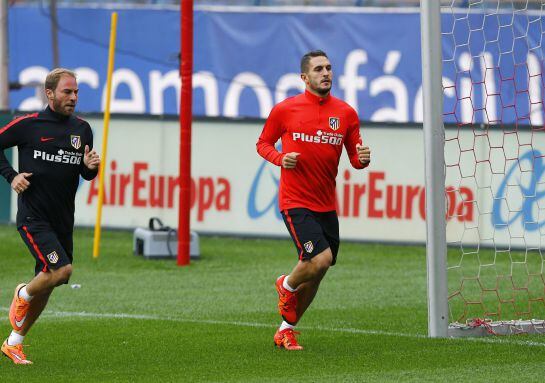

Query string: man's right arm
[0,150,18,184]
[256,106,284,166]
[0,115,30,184]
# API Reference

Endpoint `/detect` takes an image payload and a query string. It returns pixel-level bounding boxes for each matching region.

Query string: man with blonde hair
[0,68,100,364]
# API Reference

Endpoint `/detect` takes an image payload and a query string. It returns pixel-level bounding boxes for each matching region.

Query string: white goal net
[442,0,545,336]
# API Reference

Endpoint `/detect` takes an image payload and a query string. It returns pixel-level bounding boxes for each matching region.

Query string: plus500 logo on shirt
[292,130,343,145]
[33,149,82,165]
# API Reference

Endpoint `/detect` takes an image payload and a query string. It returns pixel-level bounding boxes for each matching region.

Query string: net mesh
[442,0,545,331]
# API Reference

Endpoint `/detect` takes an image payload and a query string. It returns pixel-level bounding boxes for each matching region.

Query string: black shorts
[18,217,73,276]
[281,208,340,265]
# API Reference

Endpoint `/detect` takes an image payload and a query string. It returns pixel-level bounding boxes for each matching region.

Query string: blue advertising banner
[8,5,545,125]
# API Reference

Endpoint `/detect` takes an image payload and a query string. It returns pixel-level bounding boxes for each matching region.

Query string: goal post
[420,0,449,338]
[423,0,545,337]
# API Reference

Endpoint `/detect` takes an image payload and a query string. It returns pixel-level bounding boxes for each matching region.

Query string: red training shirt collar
[304,89,331,105]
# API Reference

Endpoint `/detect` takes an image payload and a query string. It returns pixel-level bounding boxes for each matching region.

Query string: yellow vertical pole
[93,12,117,259]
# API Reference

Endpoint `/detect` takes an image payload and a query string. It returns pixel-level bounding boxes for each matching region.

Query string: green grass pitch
[0,224,545,382]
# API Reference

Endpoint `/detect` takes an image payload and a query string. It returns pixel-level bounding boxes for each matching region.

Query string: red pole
[178,0,193,266]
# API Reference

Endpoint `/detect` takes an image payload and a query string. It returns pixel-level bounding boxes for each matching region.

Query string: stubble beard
[53,97,75,116]
[314,83,331,96]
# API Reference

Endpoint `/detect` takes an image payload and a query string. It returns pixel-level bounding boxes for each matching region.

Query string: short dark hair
[45,68,76,91]
[300,50,329,73]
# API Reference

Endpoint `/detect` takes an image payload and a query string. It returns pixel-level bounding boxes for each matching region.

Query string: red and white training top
[256,90,368,212]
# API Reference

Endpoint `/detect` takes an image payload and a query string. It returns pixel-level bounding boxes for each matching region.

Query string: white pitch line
[1,307,545,348]
[0,307,414,336]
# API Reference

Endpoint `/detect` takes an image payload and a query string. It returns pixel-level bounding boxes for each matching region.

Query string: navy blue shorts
[281,208,340,265]
[18,217,73,276]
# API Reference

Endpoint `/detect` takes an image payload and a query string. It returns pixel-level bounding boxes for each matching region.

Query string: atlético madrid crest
[47,251,59,264]
[304,241,314,254]
[70,135,81,150]
[328,117,340,131]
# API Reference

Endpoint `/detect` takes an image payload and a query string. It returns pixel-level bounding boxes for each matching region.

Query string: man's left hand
[356,144,371,165]
[84,145,101,170]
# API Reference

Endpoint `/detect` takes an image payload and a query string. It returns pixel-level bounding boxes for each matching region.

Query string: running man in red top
[257,50,371,350]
